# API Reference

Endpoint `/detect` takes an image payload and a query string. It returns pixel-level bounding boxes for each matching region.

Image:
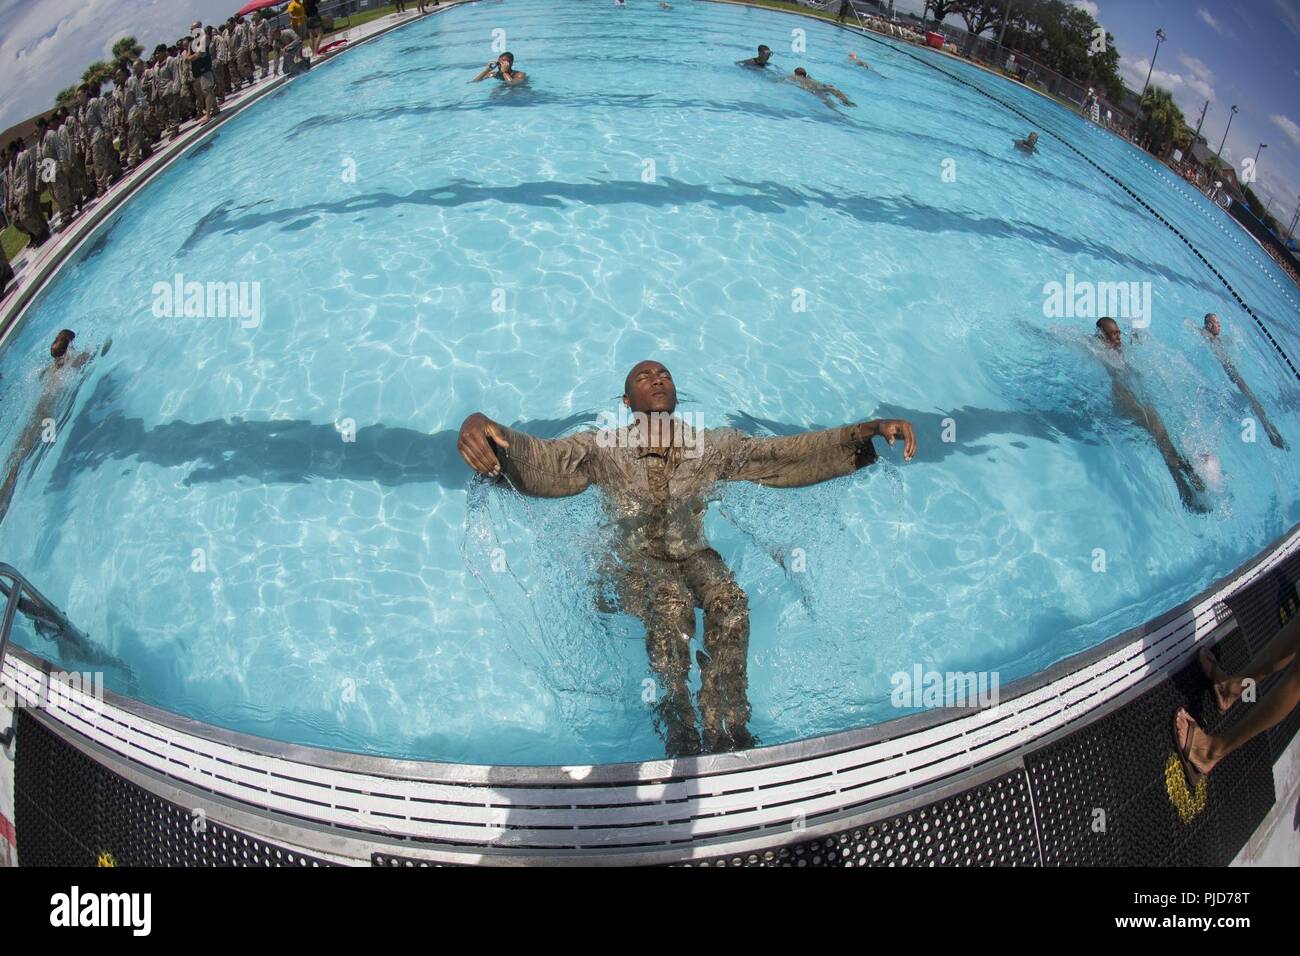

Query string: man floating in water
[739,44,772,68]
[473,51,526,85]
[1014,131,1038,153]
[457,360,916,756]
[1201,312,1287,450]
[0,330,107,523]
[790,67,855,108]
[1095,318,1209,513]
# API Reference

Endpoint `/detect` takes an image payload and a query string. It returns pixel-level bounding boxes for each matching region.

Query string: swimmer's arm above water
[457,412,593,497]
[471,61,497,82]
[721,419,915,488]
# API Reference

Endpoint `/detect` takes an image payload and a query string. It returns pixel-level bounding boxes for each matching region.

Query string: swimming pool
[1,0,1297,766]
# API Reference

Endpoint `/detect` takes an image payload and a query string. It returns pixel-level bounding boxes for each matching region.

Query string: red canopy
[235,0,288,16]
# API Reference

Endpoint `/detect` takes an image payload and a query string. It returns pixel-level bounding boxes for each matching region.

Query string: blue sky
[0,0,1297,226]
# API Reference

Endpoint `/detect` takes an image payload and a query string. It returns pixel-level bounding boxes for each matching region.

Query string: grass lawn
[329,3,416,32]
[2,225,26,262]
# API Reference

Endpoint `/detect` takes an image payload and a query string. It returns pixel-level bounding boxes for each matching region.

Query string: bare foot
[1198,646,1240,712]
[1174,707,1217,775]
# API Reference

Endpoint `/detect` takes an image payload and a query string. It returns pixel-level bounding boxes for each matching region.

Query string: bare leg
[1176,654,1300,774]
[684,549,754,752]
[1202,614,1300,712]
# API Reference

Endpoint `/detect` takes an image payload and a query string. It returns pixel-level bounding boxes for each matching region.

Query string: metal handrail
[0,563,89,746]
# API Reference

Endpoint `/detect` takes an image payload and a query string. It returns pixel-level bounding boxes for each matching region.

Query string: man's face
[758,48,770,63]
[1098,320,1122,350]
[498,55,512,71]
[624,361,677,414]
[1204,314,1220,337]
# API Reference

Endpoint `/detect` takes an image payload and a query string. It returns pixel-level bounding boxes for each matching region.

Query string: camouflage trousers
[125,107,152,164]
[68,153,95,202]
[47,167,75,221]
[214,62,230,97]
[236,48,254,81]
[89,130,121,189]
[612,547,754,757]
[11,190,50,242]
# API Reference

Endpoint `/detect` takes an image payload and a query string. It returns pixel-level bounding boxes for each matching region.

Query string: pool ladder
[0,563,89,747]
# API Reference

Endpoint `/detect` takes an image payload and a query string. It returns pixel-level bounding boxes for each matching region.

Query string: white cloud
[1120,54,1216,114]
[1271,114,1300,150]
[0,0,234,131]
[1070,0,1100,16]
[1273,0,1300,41]
[1196,8,1223,33]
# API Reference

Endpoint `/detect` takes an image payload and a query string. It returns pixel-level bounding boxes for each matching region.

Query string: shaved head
[623,360,677,414]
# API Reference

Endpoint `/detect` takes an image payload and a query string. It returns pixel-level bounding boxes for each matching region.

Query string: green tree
[955,0,1004,36]
[924,0,962,25]
[81,60,115,89]
[1137,86,1188,158]
[111,35,143,61]
[996,0,1123,100]
[55,85,79,107]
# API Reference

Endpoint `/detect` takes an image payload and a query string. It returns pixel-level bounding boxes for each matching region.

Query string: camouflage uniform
[496,421,878,755]
[39,126,74,223]
[156,56,182,135]
[8,142,50,243]
[60,112,95,203]
[79,94,122,191]
[122,71,154,164]
[212,31,231,98]
[234,21,254,84]
[255,17,274,79]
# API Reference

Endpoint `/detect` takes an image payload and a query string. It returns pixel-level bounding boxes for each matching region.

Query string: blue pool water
[1,0,1298,764]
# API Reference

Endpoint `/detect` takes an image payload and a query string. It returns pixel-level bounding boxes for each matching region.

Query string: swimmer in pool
[1201,313,1287,450]
[739,45,772,68]
[457,360,916,757]
[790,67,855,107]
[472,51,526,85]
[1094,318,1209,513]
[1014,131,1039,153]
[0,329,108,523]
[848,52,869,69]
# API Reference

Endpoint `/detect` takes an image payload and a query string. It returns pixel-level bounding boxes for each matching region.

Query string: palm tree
[1137,86,1186,158]
[55,86,79,107]
[111,36,143,61]
[81,60,116,89]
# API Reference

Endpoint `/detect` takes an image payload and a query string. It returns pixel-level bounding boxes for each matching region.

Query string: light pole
[1140,28,1166,103]
[997,0,1015,48]
[1215,104,1238,175]
[1251,142,1267,184]
[1290,196,1300,240]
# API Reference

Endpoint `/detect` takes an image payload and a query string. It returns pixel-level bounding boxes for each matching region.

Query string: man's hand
[457,412,511,476]
[857,419,916,462]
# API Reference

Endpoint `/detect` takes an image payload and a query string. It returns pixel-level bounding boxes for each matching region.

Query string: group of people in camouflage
[1,11,307,299]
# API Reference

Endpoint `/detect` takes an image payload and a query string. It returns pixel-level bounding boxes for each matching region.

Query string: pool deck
[0,0,475,351]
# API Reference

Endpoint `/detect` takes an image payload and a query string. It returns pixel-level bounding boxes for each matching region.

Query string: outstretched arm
[457,412,593,497]
[723,419,914,488]
[471,62,496,82]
